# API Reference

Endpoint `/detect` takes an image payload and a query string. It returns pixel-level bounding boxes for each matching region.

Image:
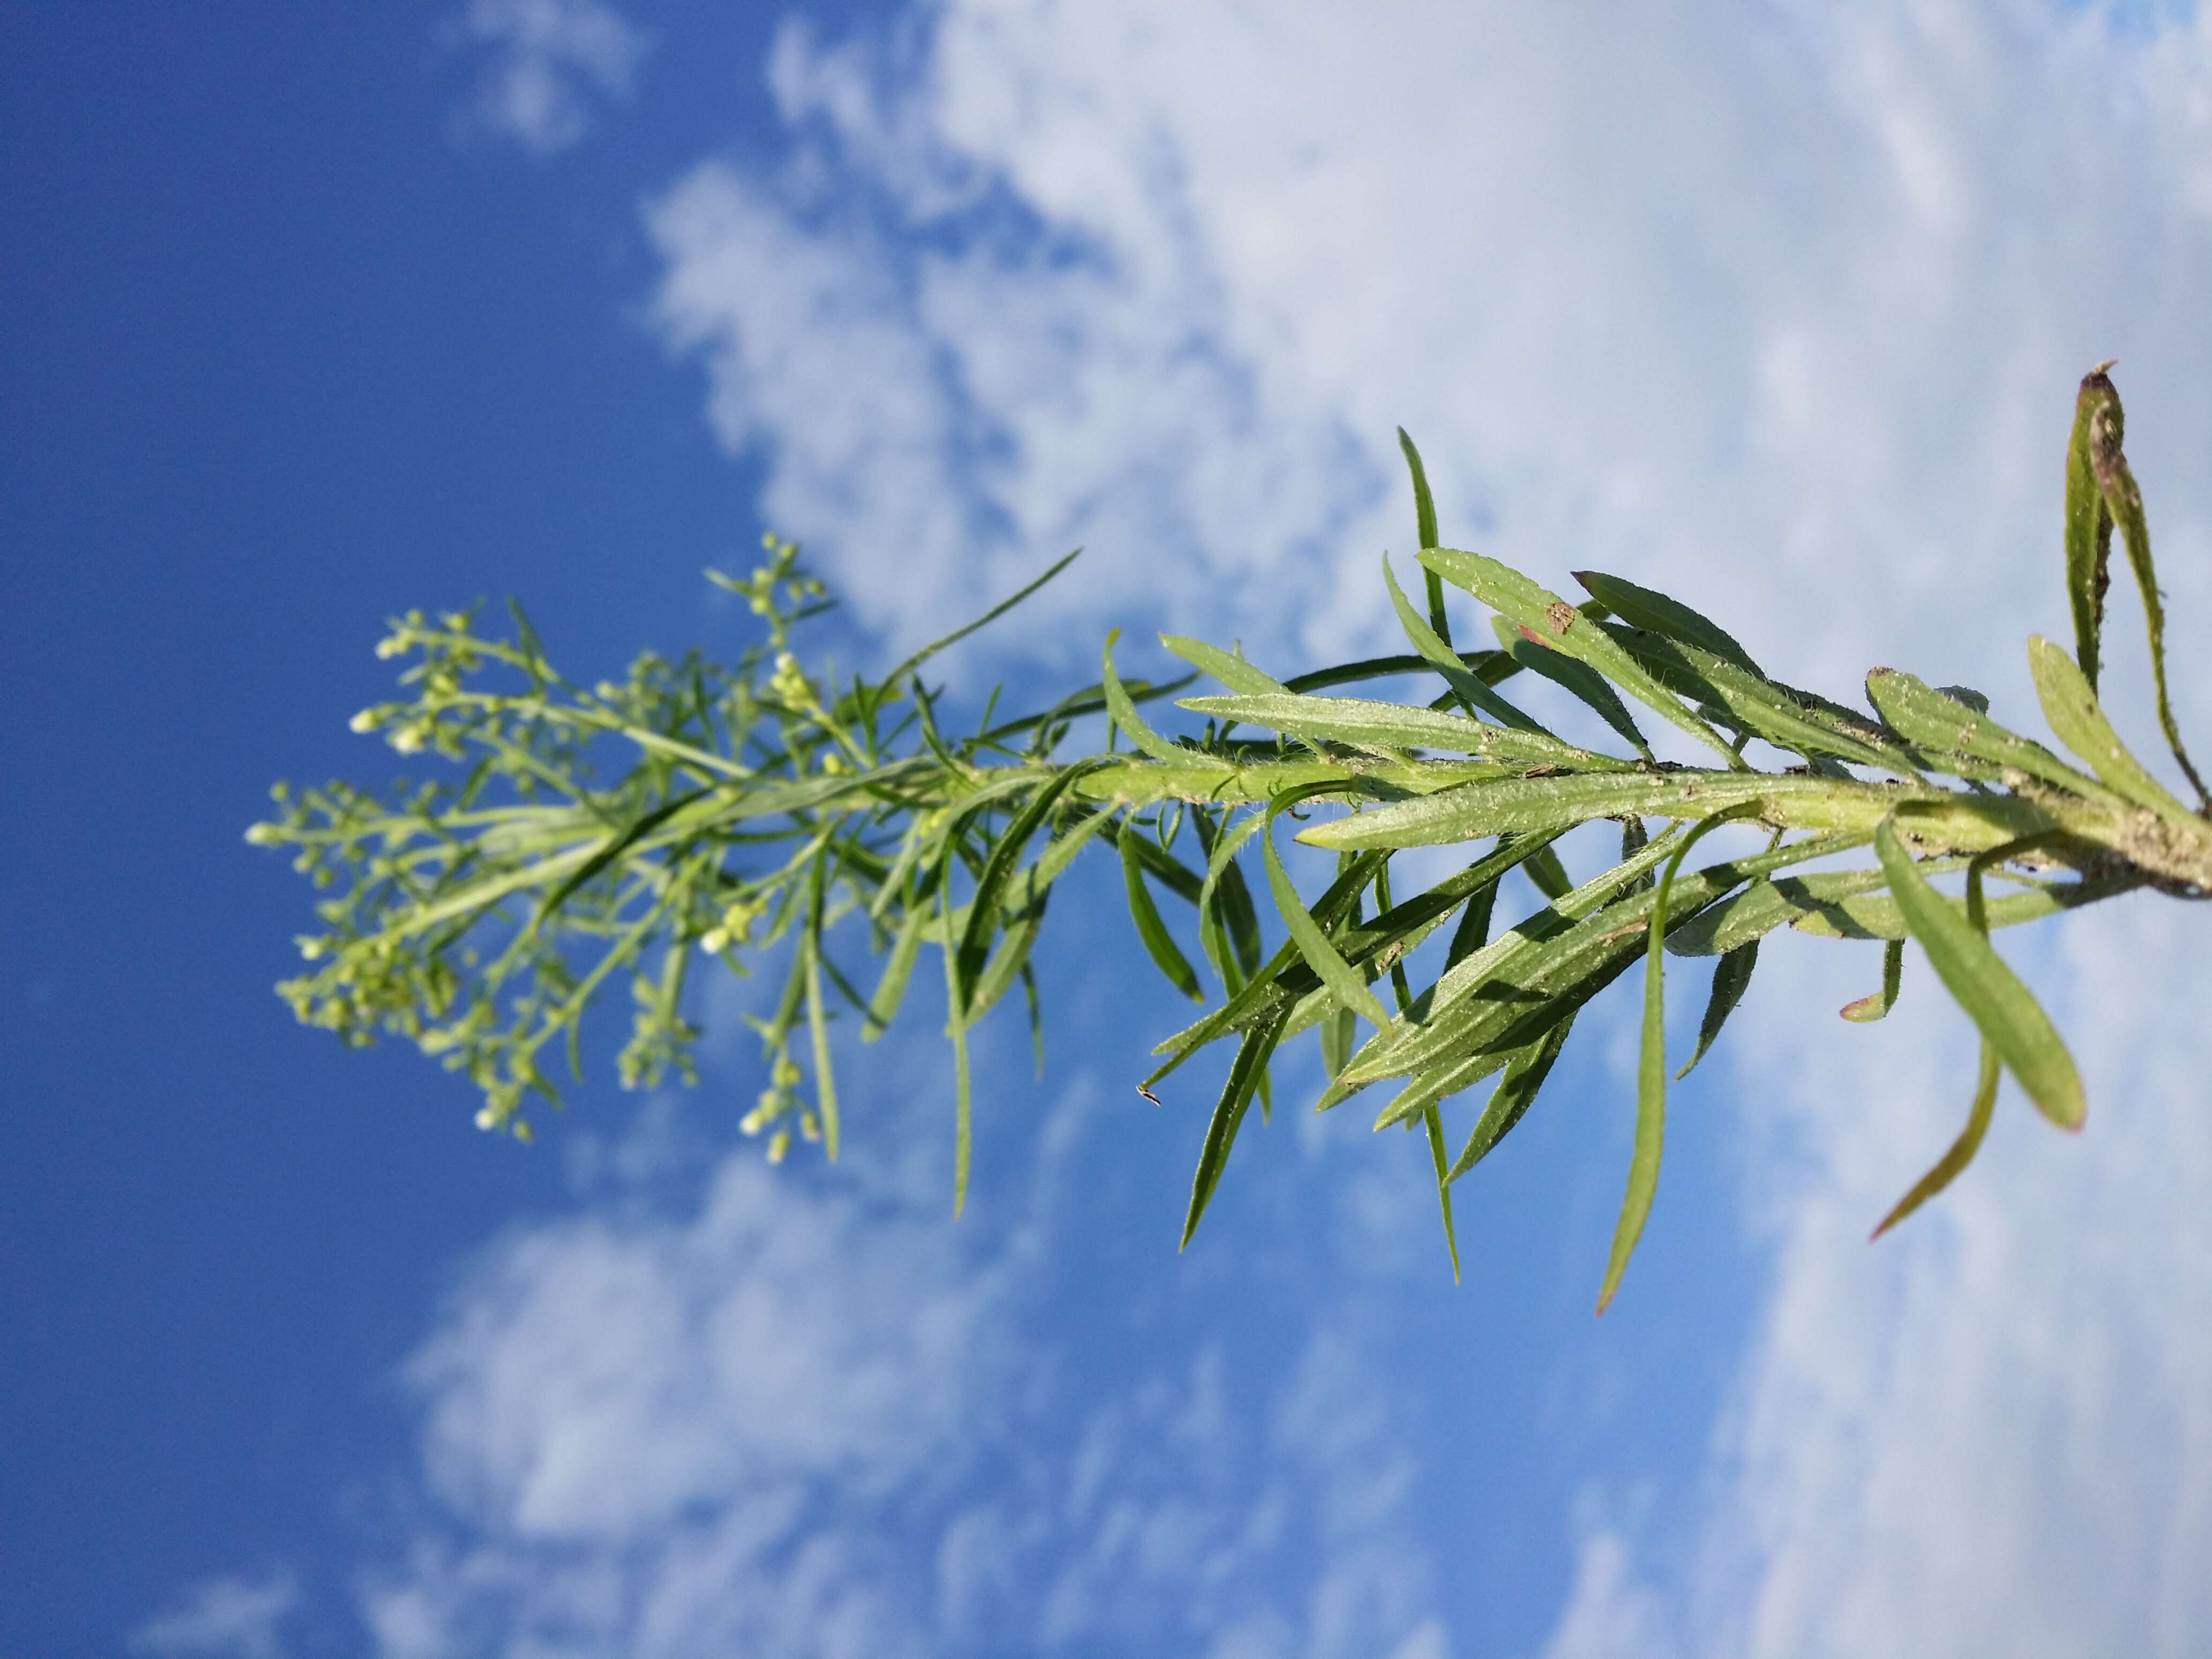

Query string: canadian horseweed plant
[252,366,2209,1310]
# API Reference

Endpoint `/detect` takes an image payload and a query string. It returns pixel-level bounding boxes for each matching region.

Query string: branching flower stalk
[252,368,2208,1309]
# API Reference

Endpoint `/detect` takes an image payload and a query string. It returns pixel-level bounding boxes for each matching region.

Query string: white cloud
[347,1052,1454,1658]
[637,1,2212,1653]
[131,1570,298,1659]
[447,0,649,156]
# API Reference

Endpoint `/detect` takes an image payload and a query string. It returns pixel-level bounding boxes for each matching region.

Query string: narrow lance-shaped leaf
[2065,364,2119,691]
[1523,843,1575,900]
[1870,833,2037,1235]
[1665,861,2138,956]
[1841,938,1905,1023]
[1120,823,1206,1002]
[1864,667,2119,805]
[1421,546,1744,767]
[1160,634,1288,696]
[1180,1008,1288,1250]
[1101,630,1185,762]
[1382,555,1550,731]
[1341,824,1700,1098]
[1179,691,1618,771]
[956,759,1109,999]
[864,897,932,1041]
[802,930,841,1161]
[2026,634,2196,826]
[881,547,1083,689]
[1141,850,1385,1094]
[1444,853,1501,970]
[1572,569,1764,678]
[1299,767,1948,853]
[1675,940,1758,1080]
[1600,622,1920,776]
[1870,1041,1999,1240]
[1423,1101,1463,1283]
[1262,793,1394,1032]
[1194,806,1268,988]
[1398,428,1452,645]
[1873,817,2084,1131]
[1444,1015,1574,1183]
[1490,612,1656,763]
[967,908,1045,1025]
[938,877,974,1217]
[1598,803,1764,1315]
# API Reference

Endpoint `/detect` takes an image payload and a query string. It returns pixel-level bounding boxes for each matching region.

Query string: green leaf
[529,788,713,928]
[1028,804,1117,894]
[2065,365,2118,691]
[1597,804,1762,1314]
[1217,855,1264,979]
[1443,1017,1574,1182]
[1421,547,1743,766]
[864,900,932,1041]
[1102,630,1185,763]
[1381,555,1548,730]
[1489,612,1655,761]
[1344,824,1698,1098]
[1268,832,1568,1047]
[937,881,974,1216]
[1141,851,1385,1090]
[1870,1040,1999,1239]
[1261,797,1393,1030]
[1444,855,1501,969]
[1321,1004,1356,1078]
[802,930,841,1161]
[1121,826,1206,1002]
[1523,843,1574,899]
[1864,668,2119,806]
[1180,1008,1288,1249]
[1873,817,2084,1131]
[1398,428,1451,645]
[1571,569,1763,677]
[1600,624,1920,776]
[1283,649,1517,697]
[1160,634,1288,697]
[1664,862,2134,955]
[882,547,1083,690]
[967,909,1044,1023]
[1178,692,1624,771]
[1298,767,1922,851]
[956,759,1110,1004]
[2027,634,2199,827]
[1422,1101,1462,1282]
[1351,829,1870,1117]
[1118,825,1206,906]
[1841,938,1904,1022]
[1194,807,1268,985]
[1675,941,1757,1079]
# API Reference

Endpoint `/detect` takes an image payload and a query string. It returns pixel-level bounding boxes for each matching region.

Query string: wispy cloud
[349,1031,1454,1657]
[446,0,649,156]
[130,1570,298,1659]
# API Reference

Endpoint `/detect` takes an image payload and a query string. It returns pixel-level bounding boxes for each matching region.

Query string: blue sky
[8,3,2212,1655]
